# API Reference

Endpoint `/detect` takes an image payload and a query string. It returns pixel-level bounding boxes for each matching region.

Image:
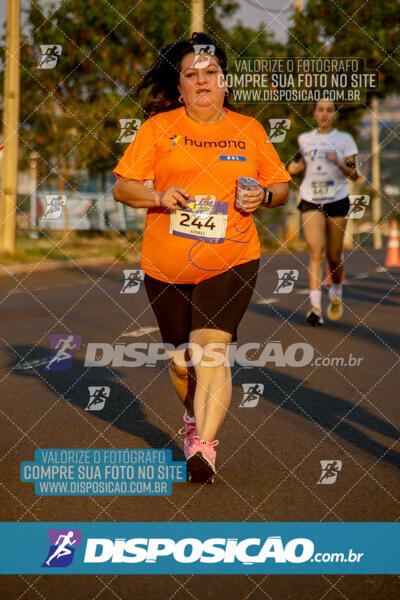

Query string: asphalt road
[0,249,399,599]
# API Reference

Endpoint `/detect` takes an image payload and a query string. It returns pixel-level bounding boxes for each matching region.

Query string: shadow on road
[8,343,399,468]
[10,344,184,461]
[248,302,400,353]
[343,282,400,306]
[233,365,400,468]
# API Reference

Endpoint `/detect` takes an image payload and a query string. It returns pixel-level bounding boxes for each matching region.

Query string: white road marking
[256,298,280,305]
[10,282,88,294]
[120,326,159,338]
[14,358,49,370]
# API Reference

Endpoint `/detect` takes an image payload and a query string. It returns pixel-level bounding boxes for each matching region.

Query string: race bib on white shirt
[298,129,358,203]
[310,180,335,201]
[169,195,228,244]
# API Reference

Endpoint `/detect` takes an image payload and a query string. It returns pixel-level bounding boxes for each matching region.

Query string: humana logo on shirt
[184,136,246,149]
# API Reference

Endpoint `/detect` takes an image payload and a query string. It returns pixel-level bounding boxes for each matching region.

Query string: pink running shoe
[178,412,197,459]
[186,436,219,484]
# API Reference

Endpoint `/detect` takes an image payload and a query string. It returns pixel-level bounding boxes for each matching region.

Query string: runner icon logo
[121,269,145,294]
[169,134,182,147]
[117,119,141,143]
[239,383,264,408]
[43,334,82,372]
[42,529,82,568]
[44,195,67,219]
[346,195,370,219]
[269,119,291,143]
[317,460,342,485]
[191,44,216,68]
[38,45,62,69]
[274,269,299,294]
[85,386,110,411]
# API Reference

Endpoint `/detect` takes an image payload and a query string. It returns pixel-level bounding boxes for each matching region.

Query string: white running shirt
[298,128,358,203]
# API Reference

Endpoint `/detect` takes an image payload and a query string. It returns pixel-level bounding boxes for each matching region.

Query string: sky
[0,0,293,43]
[224,0,293,42]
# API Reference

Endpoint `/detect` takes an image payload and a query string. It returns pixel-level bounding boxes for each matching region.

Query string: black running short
[298,196,350,218]
[144,259,259,347]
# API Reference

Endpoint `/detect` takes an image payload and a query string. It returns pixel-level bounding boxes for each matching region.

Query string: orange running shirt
[113,107,291,284]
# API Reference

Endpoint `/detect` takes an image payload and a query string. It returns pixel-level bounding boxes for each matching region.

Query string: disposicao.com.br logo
[83,342,363,369]
[37,532,364,571]
[1,522,388,574]
[83,536,364,566]
[0,521,390,575]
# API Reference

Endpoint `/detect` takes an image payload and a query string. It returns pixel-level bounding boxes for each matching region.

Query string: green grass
[0,231,142,266]
[0,230,304,267]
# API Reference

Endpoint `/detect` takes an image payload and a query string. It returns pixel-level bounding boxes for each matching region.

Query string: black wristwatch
[261,187,273,207]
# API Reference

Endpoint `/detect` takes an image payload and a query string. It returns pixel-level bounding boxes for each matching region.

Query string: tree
[292,0,400,99]
[0,0,287,241]
[2,0,282,187]
[285,0,400,142]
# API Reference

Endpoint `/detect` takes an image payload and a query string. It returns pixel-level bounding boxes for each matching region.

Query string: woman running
[288,99,359,326]
[113,32,290,483]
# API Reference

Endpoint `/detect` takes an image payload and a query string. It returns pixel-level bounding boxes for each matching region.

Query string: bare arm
[326,153,359,181]
[287,158,305,175]
[269,182,290,207]
[113,176,189,209]
[113,177,161,208]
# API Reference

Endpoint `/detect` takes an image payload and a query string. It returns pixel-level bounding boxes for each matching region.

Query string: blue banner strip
[0,523,398,574]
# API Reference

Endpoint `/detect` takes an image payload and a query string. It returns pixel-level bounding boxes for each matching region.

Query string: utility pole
[190,0,204,34]
[0,0,20,255]
[371,94,382,249]
[285,0,304,243]
[29,151,39,238]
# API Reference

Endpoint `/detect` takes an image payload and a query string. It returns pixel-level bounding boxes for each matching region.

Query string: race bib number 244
[169,195,228,244]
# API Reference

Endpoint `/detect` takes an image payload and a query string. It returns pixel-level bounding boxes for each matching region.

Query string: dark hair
[137,32,235,118]
[313,99,337,112]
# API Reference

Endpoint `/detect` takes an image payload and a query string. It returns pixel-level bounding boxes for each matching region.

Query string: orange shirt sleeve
[113,119,156,181]
[253,121,291,186]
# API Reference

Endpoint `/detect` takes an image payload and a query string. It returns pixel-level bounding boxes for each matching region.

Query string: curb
[0,255,141,278]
